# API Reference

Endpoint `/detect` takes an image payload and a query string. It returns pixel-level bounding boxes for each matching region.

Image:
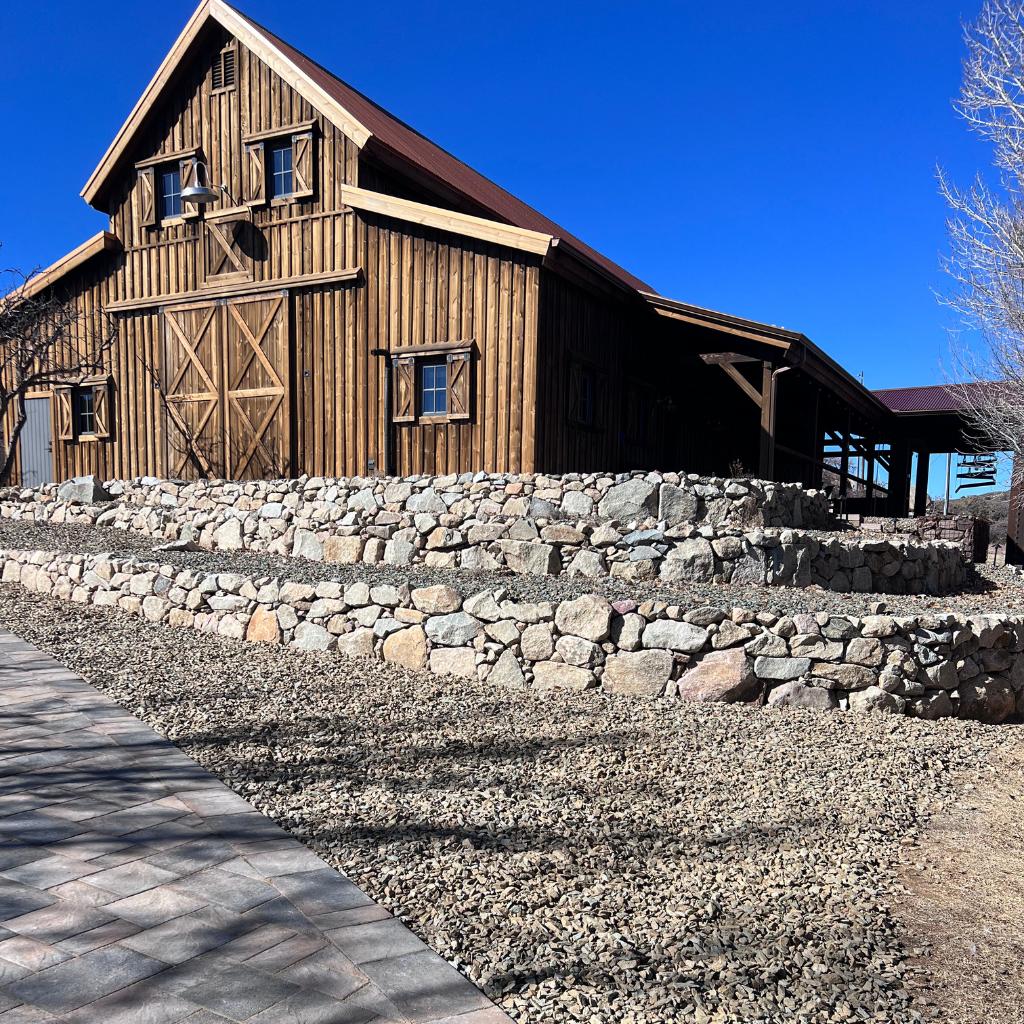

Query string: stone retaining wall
[3,546,1018,724]
[9,470,836,530]
[0,477,966,595]
[859,514,991,563]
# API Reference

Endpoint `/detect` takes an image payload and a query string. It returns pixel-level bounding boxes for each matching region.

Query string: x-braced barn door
[161,294,289,479]
[223,295,288,478]
[162,301,222,478]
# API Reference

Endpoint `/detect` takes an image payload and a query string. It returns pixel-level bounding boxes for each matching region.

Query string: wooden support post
[887,441,911,515]
[758,362,774,479]
[839,429,850,497]
[913,451,930,516]
[810,390,821,489]
[865,438,875,509]
[1007,453,1024,565]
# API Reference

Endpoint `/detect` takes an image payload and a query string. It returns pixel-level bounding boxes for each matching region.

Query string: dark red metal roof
[238,8,652,293]
[873,382,997,414]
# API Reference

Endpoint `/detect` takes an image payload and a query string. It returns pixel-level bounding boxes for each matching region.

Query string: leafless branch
[0,265,117,483]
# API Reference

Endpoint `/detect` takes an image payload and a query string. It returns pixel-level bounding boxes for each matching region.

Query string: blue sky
[0,0,1003,493]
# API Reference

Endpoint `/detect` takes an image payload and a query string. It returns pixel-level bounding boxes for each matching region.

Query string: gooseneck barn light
[181,159,222,205]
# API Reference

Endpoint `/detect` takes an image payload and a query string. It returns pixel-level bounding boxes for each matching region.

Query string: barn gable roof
[81,0,649,292]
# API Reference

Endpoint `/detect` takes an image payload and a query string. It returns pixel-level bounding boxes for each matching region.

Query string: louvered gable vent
[212,44,236,90]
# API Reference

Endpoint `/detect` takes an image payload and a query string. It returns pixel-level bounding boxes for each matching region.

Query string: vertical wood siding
[534,271,690,474]
[16,21,543,482]
[292,213,540,478]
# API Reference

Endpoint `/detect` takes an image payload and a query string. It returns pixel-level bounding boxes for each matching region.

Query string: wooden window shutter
[179,156,200,219]
[54,387,74,441]
[446,350,471,420]
[291,131,315,199]
[392,357,415,423]
[138,167,157,228]
[243,142,265,206]
[91,380,112,439]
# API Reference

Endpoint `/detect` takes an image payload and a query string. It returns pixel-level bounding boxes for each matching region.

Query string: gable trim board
[19,232,121,302]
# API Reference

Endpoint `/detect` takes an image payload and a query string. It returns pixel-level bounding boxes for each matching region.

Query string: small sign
[956,452,998,491]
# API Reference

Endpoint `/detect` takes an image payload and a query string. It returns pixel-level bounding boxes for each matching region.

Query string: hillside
[930,489,1010,545]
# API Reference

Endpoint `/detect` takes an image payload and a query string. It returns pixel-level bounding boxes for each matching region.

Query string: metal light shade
[181,160,220,205]
[182,183,220,204]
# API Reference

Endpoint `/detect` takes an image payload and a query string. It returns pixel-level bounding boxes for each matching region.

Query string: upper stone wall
[11,470,836,530]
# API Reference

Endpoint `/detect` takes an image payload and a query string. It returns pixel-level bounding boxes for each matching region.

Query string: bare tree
[0,266,117,483]
[940,0,1024,463]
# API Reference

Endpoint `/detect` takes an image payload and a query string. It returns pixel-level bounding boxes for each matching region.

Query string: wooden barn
[9,0,957,517]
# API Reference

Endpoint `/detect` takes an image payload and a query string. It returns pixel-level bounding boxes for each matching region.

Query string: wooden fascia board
[81,0,214,206]
[19,232,121,300]
[81,0,373,208]
[340,185,552,256]
[799,347,894,425]
[649,304,793,351]
[543,238,646,301]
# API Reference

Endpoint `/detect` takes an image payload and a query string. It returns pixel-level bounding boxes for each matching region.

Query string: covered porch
[645,294,909,515]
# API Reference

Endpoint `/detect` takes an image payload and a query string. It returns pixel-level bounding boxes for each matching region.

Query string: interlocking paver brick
[104,886,206,927]
[45,879,120,907]
[121,905,260,964]
[179,958,302,1018]
[277,945,368,1000]
[1,855,96,889]
[247,985,405,1023]
[56,916,142,954]
[0,632,511,1024]
[3,901,113,943]
[317,905,392,932]
[245,932,325,971]
[0,1003,61,1022]
[330,917,431,965]
[0,954,31,984]
[272,869,375,919]
[169,867,278,913]
[0,884,53,923]
[0,935,70,971]
[362,950,493,1022]
[82,860,180,897]
[3,944,166,1013]
[59,971,196,1024]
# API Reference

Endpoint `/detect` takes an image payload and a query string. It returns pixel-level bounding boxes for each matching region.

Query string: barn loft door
[161,293,289,480]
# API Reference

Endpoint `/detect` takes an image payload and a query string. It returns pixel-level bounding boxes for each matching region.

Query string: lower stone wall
[2,547,1019,724]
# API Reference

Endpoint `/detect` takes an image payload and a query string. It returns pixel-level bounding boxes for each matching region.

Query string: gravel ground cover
[2,518,1023,618]
[0,584,1015,1024]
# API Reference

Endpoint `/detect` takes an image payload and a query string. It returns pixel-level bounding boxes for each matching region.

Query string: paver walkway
[0,629,511,1024]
